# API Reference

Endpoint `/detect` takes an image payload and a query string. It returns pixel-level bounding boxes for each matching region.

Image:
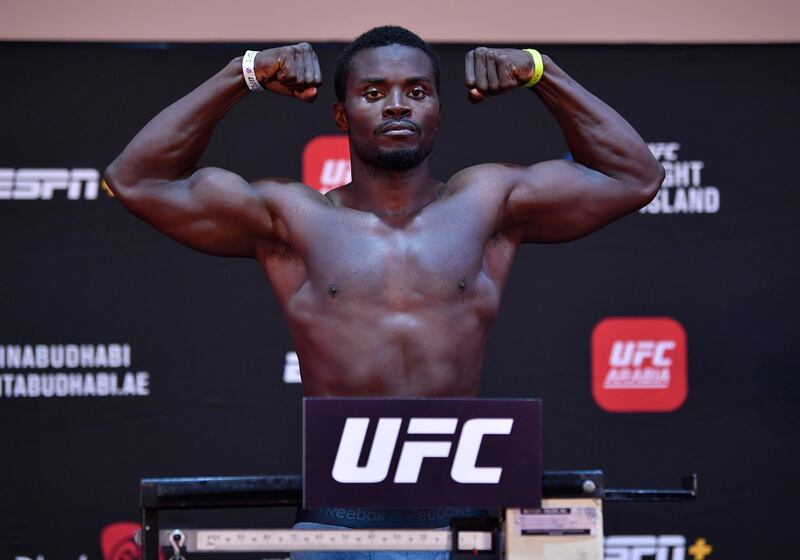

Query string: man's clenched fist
[464,47,537,103]
[254,42,322,102]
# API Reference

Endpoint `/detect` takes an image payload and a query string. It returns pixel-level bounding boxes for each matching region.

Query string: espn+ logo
[332,417,512,484]
[0,168,100,200]
[592,317,687,413]
[605,535,687,560]
[302,135,351,193]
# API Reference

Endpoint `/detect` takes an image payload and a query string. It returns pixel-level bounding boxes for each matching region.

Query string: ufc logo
[609,340,676,367]
[319,158,351,193]
[0,168,100,200]
[331,417,513,484]
[605,535,686,560]
[647,142,681,162]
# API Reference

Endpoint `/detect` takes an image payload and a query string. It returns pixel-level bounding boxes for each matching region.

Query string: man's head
[333,26,442,172]
[334,26,441,103]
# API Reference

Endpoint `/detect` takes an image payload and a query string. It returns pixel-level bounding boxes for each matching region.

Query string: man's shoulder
[250,177,333,207]
[444,163,522,196]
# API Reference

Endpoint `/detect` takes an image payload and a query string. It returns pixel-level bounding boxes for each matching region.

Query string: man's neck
[343,158,440,220]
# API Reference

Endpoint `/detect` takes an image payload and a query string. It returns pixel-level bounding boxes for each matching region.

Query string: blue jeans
[290,522,449,560]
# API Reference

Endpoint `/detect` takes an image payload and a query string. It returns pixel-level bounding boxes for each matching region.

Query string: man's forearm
[105,57,249,191]
[532,55,663,186]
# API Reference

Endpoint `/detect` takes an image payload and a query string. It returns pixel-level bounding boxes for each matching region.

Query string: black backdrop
[1,41,798,558]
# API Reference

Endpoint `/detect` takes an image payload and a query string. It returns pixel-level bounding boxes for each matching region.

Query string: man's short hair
[334,25,441,102]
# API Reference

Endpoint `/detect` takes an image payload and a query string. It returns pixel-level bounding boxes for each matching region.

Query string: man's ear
[333,102,348,132]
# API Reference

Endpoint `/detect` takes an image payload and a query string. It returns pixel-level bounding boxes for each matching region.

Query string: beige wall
[2,0,798,43]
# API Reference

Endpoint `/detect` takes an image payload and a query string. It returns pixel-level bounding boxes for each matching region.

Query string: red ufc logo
[302,135,351,193]
[591,317,687,412]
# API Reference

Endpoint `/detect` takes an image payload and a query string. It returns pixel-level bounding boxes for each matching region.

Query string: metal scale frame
[139,471,697,559]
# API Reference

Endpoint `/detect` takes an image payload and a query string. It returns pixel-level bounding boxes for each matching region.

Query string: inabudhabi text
[1,371,149,398]
[0,343,150,398]
[14,553,87,560]
[0,343,131,369]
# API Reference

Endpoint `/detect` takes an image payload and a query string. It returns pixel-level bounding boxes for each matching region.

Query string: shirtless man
[104,25,662,399]
[105,25,663,542]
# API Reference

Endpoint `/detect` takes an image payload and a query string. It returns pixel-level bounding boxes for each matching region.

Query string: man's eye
[364,90,383,100]
[408,89,427,99]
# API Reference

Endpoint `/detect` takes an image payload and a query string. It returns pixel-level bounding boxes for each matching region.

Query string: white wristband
[242,50,264,92]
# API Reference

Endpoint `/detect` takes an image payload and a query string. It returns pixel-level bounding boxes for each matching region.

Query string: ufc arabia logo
[605,339,676,389]
[0,168,100,200]
[332,417,513,484]
[592,317,687,412]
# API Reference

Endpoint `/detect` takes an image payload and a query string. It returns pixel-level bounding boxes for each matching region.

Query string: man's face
[335,44,441,171]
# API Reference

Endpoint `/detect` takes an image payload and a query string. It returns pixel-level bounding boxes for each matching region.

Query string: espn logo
[0,168,100,200]
[605,535,686,560]
[592,317,687,412]
[302,135,351,193]
[332,417,513,484]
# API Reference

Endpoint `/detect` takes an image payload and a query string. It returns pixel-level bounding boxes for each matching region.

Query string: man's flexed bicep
[503,159,658,243]
[104,43,322,256]
[104,166,285,257]
[464,47,664,243]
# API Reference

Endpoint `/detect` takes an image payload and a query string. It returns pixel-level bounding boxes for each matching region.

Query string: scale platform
[139,471,697,559]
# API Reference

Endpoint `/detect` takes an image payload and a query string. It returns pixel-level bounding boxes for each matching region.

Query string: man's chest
[263,197,518,307]
[313,219,495,301]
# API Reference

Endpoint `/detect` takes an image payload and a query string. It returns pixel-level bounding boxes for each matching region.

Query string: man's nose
[382,89,411,119]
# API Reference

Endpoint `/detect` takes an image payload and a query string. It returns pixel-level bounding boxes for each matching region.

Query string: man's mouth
[379,121,419,136]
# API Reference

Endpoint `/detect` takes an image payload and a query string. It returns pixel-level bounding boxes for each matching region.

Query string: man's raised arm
[464,48,664,243]
[104,43,322,257]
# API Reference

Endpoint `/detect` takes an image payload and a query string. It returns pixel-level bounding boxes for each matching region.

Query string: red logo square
[302,135,351,193]
[591,317,688,412]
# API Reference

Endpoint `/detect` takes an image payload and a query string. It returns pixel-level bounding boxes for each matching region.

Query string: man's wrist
[242,50,264,92]
[521,49,545,88]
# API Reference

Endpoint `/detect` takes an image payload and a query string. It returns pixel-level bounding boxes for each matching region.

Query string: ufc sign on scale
[303,398,542,508]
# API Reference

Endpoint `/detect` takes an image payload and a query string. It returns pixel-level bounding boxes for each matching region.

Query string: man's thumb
[295,87,318,102]
[468,88,486,104]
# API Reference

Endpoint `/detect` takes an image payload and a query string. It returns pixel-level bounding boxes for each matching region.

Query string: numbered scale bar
[159,528,495,553]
